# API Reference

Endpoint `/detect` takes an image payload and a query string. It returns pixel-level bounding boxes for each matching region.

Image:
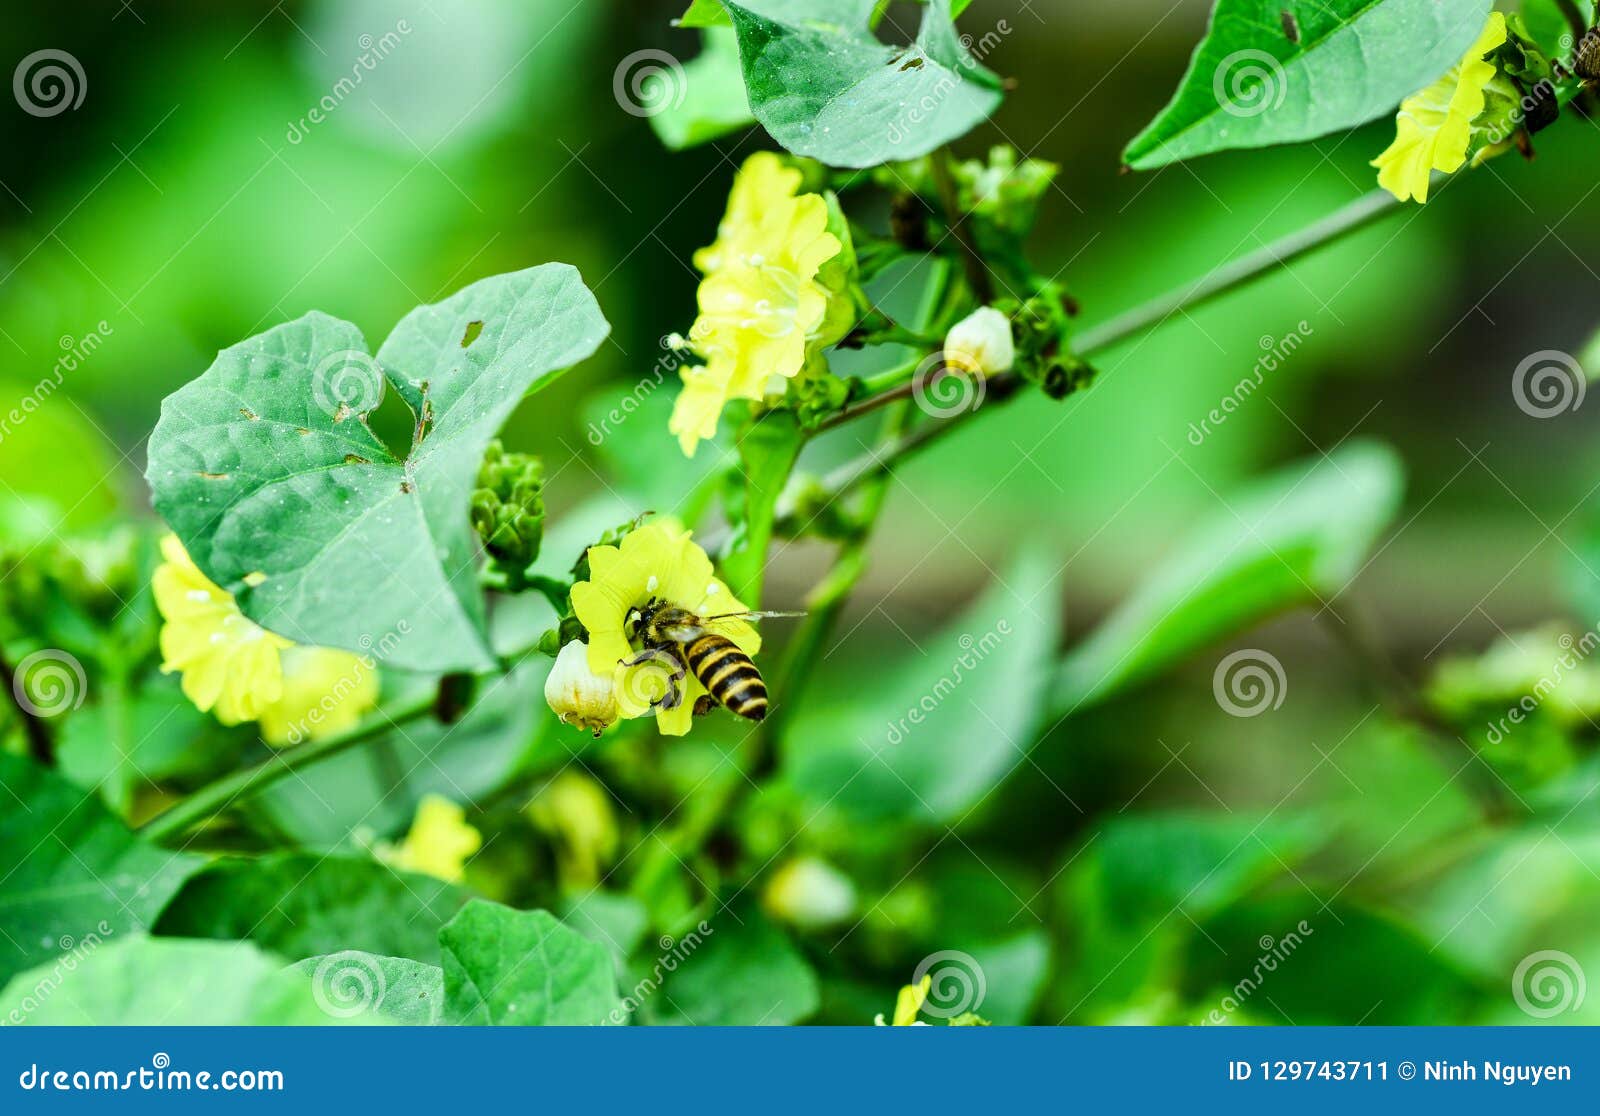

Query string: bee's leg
[620,648,687,710]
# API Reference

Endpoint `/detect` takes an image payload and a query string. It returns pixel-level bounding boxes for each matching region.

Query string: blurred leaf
[1524,0,1595,57]
[715,0,1003,168]
[440,900,621,1025]
[57,683,241,818]
[153,854,466,965]
[1123,0,1492,169]
[146,265,609,673]
[290,952,446,1025]
[958,930,1050,1025]
[250,660,558,847]
[1054,810,1318,1020]
[785,547,1061,824]
[0,936,342,1025]
[1191,895,1479,1024]
[719,410,803,604]
[1054,441,1403,714]
[562,891,650,972]
[647,903,819,1025]
[650,28,755,150]
[0,753,204,986]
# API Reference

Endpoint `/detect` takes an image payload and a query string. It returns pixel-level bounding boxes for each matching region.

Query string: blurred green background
[3,0,1600,1025]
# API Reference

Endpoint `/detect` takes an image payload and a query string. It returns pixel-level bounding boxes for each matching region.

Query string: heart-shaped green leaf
[1124,0,1492,170]
[714,0,1003,168]
[146,265,608,672]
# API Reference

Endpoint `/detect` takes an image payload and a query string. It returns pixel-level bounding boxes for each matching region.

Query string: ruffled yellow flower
[153,534,377,741]
[387,794,482,883]
[258,646,380,746]
[669,152,843,457]
[1371,12,1507,203]
[152,534,290,725]
[569,522,758,736]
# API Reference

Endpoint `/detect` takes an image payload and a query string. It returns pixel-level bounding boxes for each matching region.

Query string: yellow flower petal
[387,795,481,883]
[892,976,932,1026]
[1371,12,1507,203]
[152,535,290,725]
[258,646,379,746]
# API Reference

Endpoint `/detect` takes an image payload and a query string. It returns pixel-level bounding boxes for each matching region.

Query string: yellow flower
[387,794,481,883]
[670,152,844,457]
[1371,12,1507,203]
[152,534,290,725]
[569,522,758,736]
[527,770,620,888]
[258,646,380,746]
[874,976,932,1026]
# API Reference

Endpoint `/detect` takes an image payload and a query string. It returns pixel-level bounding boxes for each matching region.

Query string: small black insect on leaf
[1280,10,1301,43]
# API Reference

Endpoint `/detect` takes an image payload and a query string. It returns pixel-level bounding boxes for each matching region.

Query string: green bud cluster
[471,440,545,591]
[998,285,1096,401]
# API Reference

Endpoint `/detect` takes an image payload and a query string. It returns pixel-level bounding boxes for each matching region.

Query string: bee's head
[627,597,665,643]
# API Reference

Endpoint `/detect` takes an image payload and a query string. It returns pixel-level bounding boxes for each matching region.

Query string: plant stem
[930,146,993,304]
[138,690,437,844]
[0,645,52,765]
[816,187,1402,455]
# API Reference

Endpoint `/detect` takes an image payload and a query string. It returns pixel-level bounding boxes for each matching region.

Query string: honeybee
[621,600,803,722]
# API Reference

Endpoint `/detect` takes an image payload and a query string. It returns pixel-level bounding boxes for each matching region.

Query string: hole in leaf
[461,320,484,348]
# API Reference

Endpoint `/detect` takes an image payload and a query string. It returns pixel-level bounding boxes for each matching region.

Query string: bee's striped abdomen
[684,633,768,722]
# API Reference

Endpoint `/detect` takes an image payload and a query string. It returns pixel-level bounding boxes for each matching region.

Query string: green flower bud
[472,440,545,589]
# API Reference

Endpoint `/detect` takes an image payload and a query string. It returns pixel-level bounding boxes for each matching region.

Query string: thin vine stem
[818,186,1402,436]
[139,690,437,844]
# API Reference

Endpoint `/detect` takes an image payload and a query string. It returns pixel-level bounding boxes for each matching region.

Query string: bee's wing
[701,609,807,624]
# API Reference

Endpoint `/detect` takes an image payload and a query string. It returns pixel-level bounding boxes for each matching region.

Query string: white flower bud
[544,640,618,736]
[943,306,1015,375]
[763,856,858,930]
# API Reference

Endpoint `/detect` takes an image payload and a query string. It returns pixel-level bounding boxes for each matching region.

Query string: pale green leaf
[650,28,755,150]
[646,905,818,1025]
[1054,441,1403,714]
[153,854,466,966]
[1124,0,1493,169]
[715,0,1003,168]
[290,952,446,1025]
[1,936,341,1025]
[0,753,204,986]
[146,265,609,672]
[440,900,622,1025]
